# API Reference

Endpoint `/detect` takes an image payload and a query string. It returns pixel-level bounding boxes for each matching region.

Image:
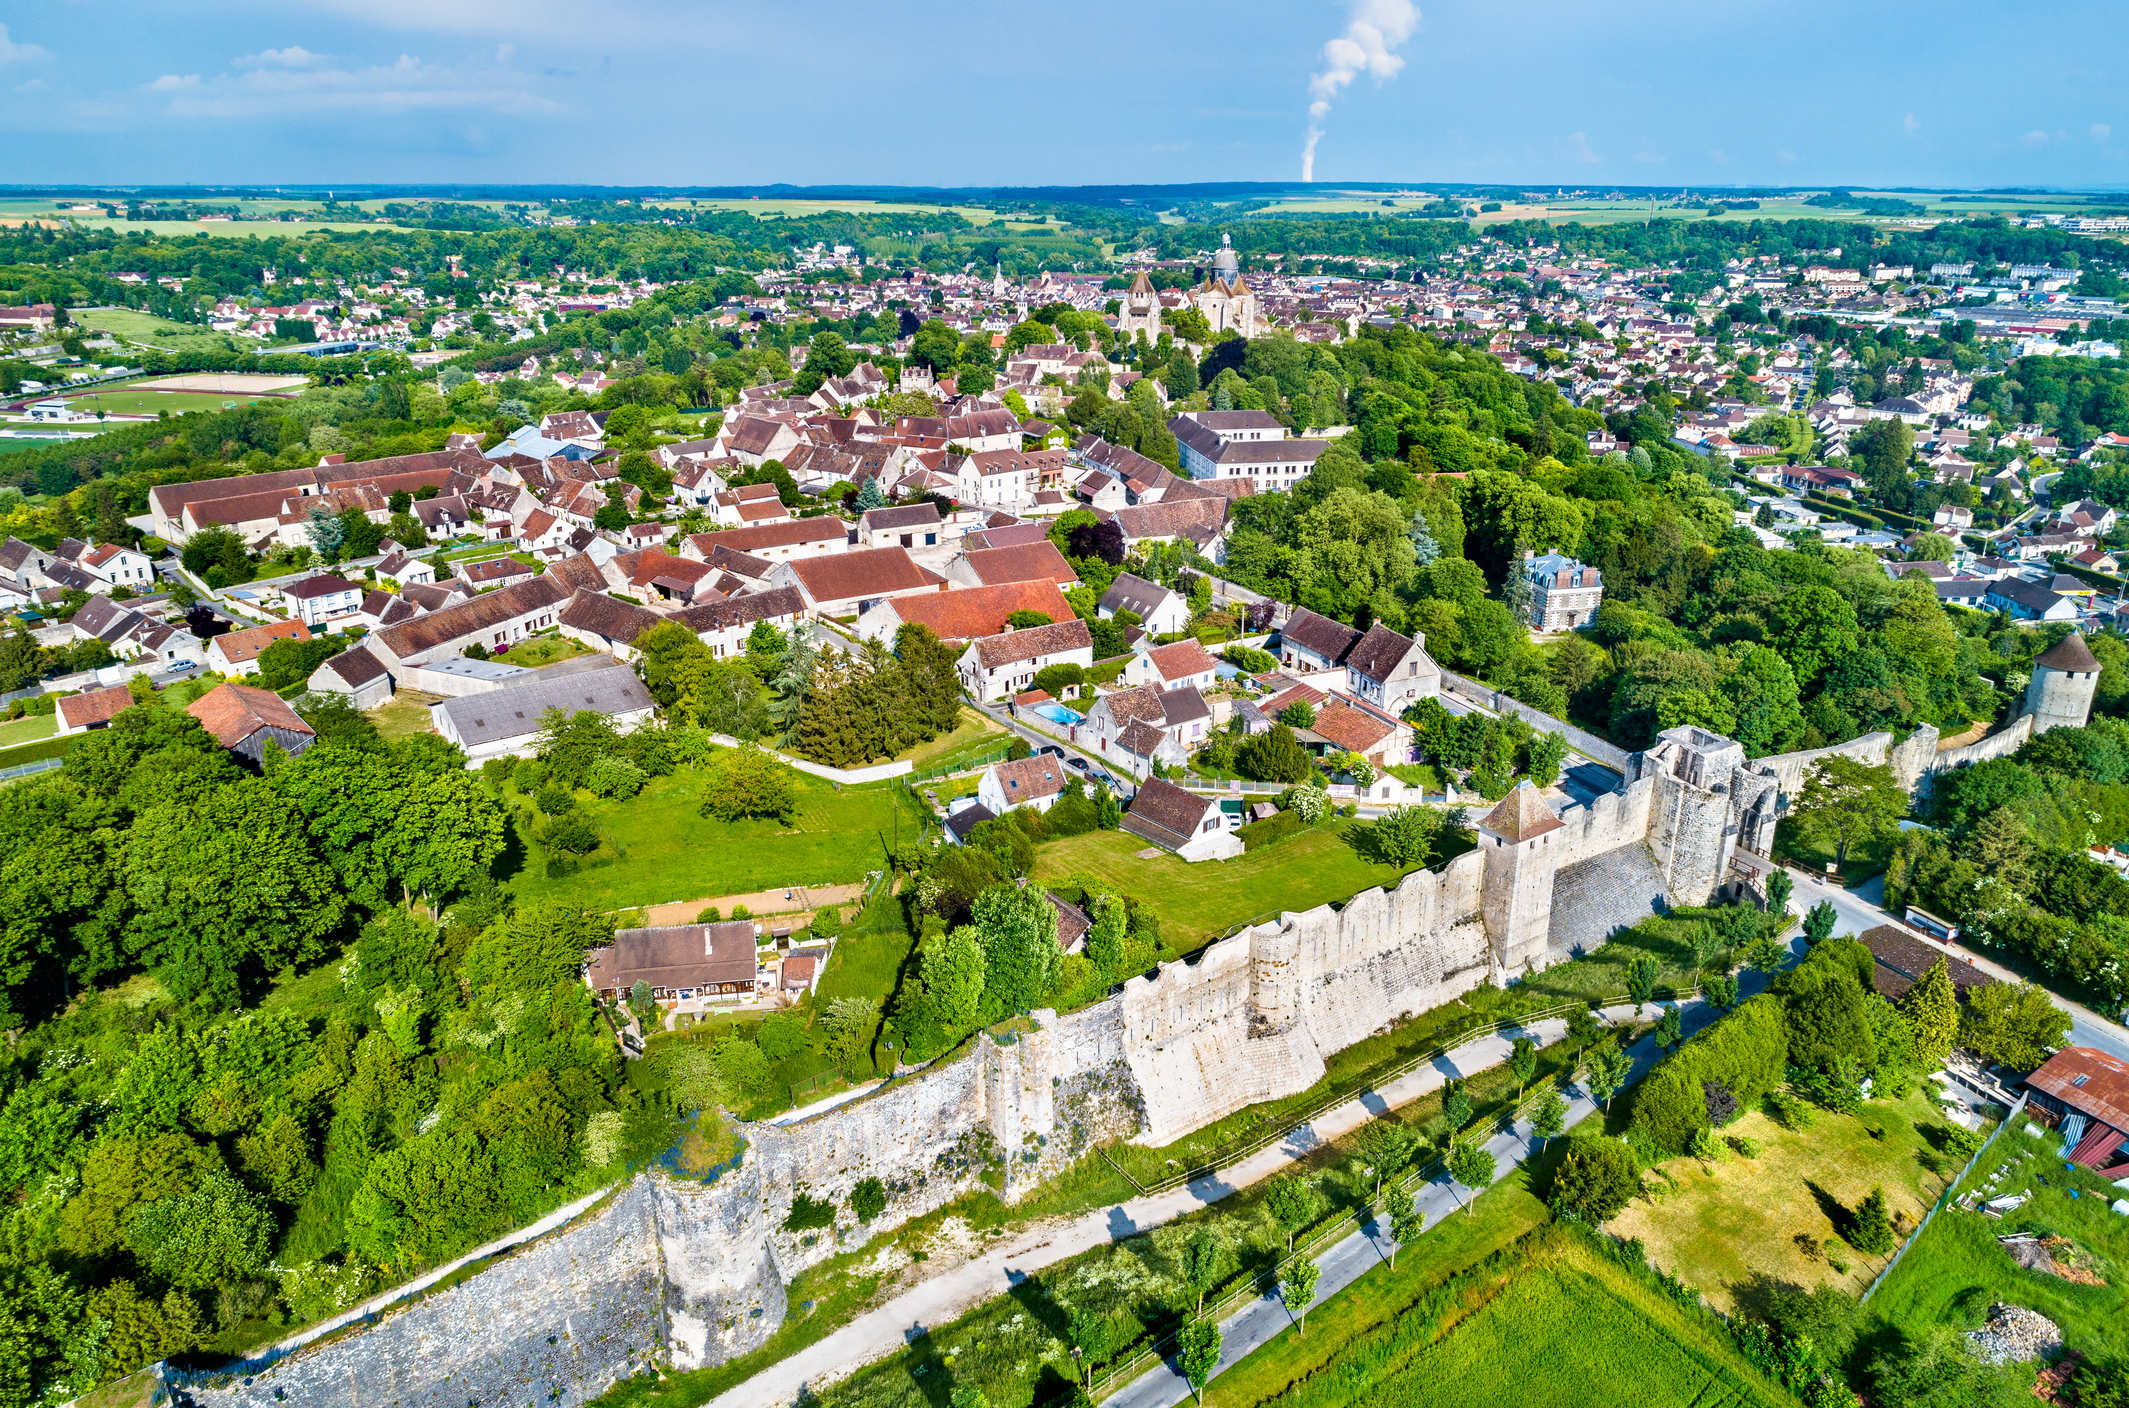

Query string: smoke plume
[1302,0,1420,181]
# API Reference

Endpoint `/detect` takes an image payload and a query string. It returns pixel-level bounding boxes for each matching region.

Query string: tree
[1442,1082,1472,1131]
[1180,1227,1221,1317]
[1280,1257,1320,1336]
[821,997,880,1067]
[1958,980,2070,1070]
[1530,1086,1569,1149]
[850,1177,887,1222]
[124,1169,273,1290]
[1765,868,1793,917]
[700,744,795,823]
[1625,951,1660,1012]
[1653,1004,1685,1051]
[1446,1140,1495,1208]
[1849,1185,1896,1255]
[1178,1319,1221,1403]
[1238,723,1314,784]
[1767,585,1859,689]
[1802,899,1839,946]
[1525,731,1568,787]
[1362,805,1436,868]
[1264,1175,1319,1252]
[1377,1181,1421,1268]
[1355,1119,1413,1201]
[1899,957,1961,1069]
[969,884,1062,1021]
[1067,1305,1111,1389]
[1791,755,1907,871]
[1581,1040,1632,1110]
[1509,1037,1539,1101]
[1548,1135,1638,1222]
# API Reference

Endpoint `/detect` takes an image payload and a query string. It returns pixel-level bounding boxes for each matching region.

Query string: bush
[535,782,576,816]
[759,1011,807,1060]
[1006,736,1032,761]
[544,812,599,854]
[850,1177,887,1222]
[732,904,751,920]
[700,744,795,823]
[481,756,519,788]
[586,754,648,799]
[696,906,721,923]
[1548,1136,1639,1222]
[1031,662,1084,697]
[809,905,843,938]
[1223,643,1278,673]
[781,1192,837,1231]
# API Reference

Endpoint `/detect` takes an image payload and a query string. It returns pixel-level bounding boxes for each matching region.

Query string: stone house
[1524,550,1604,631]
[956,619,1094,701]
[1082,683,1210,778]
[1121,776,1242,862]
[583,921,770,1015]
[976,755,1075,816]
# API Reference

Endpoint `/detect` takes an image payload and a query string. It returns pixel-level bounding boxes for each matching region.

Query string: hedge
[1628,992,1789,1154]
[0,733,79,771]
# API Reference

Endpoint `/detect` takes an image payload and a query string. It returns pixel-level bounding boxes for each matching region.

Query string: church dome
[1211,232,1239,282]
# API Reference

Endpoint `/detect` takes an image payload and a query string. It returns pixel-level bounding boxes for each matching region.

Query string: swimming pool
[1031,702,1084,726]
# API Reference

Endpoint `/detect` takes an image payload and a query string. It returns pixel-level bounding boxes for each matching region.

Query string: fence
[1436,668,1632,772]
[1860,1091,2028,1304]
[788,1065,849,1109]
[909,744,1012,785]
[0,756,62,783]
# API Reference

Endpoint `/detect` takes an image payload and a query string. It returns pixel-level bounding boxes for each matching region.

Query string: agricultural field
[1863,1111,2129,1367]
[509,768,928,911]
[1609,1085,1960,1311]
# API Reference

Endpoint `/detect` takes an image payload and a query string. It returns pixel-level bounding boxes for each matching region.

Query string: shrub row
[1628,992,1789,1153]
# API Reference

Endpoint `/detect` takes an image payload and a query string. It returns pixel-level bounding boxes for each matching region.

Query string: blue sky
[1,0,2125,190]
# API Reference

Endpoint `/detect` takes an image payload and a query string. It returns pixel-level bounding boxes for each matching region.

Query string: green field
[0,712,56,747]
[46,387,280,417]
[73,307,241,353]
[1610,1085,1956,1311]
[1031,821,1438,954]
[1863,1112,2129,1367]
[1260,1227,1792,1408]
[511,768,928,910]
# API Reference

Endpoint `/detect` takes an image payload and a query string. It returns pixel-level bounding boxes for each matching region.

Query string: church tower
[1118,269,1161,341]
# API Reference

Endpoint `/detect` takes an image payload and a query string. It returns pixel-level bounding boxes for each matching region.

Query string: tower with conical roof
[1476,780,1565,974]
[2024,632,2101,735]
[1118,269,1161,341]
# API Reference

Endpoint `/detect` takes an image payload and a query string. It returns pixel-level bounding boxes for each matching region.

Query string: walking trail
[711,996,1713,1408]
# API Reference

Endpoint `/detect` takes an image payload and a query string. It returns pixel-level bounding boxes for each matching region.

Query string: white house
[1121,776,1243,862]
[976,755,1075,815]
[1097,572,1192,636]
[430,660,656,764]
[281,574,366,628]
[1120,638,1220,694]
[956,619,1095,701]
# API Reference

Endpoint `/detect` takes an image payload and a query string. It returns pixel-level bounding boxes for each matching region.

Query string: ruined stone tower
[1633,725,1781,906]
[1476,781,1564,973]
[2024,632,2102,736]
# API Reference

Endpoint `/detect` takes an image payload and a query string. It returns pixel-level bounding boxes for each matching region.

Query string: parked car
[165,659,197,672]
[1066,756,1089,773]
[1038,745,1064,758]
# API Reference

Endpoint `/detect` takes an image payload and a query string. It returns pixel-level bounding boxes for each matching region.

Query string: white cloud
[1903,113,1920,133]
[143,51,563,119]
[1567,130,1600,164]
[2023,129,2049,144]
[2094,123,2112,140]
[1776,150,1798,162]
[1301,0,1421,181]
[1708,148,1729,163]
[0,23,52,65]
[1633,150,1665,164]
[236,47,331,68]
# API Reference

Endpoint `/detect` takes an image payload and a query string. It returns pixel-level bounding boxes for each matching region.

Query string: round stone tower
[2024,632,2102,736]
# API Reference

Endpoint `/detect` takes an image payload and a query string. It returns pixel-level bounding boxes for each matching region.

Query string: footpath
[708,997,1714,1408]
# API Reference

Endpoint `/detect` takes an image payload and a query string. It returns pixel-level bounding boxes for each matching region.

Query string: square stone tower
[1477,780,1565,974]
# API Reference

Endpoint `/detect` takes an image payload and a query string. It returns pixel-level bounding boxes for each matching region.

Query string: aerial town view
[4,5,2129,1408]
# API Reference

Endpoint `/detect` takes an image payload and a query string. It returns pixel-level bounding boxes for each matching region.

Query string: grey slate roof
[434,661,652,747]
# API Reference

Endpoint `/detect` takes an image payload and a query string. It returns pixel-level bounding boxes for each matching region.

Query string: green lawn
[495,632,593,668]
[1031,821,1436,954]
[511,769,927,910]
[1278,1227,1792,1408]
[47,388,273,417]
[0,712,56,747]
[73,307,239,353]
[1862,1112,2129,1368]
[1609,1085,1958,1311]
[901,707,1006,769]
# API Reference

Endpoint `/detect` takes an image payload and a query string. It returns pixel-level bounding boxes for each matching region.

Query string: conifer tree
[1900,957,1961,1070]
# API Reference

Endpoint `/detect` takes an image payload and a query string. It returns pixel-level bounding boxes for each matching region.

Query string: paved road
[1104,995,1726,1408]
[973,700,1135,799]
[711,995,1729,1408]
[1782,865,2129,1066]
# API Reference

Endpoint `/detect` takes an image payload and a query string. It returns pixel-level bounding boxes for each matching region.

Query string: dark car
[1066,756,1090,772]
[1038,745,1064,758]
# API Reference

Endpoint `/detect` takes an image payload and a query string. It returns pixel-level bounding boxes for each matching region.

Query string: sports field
[47,388,271,417]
